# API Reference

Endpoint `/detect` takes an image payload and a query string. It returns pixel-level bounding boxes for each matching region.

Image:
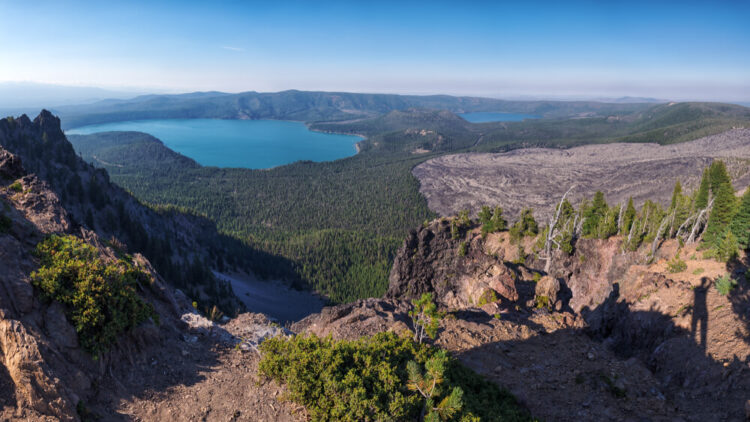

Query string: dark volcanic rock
[0,148,24,180]
[386,219,520,309]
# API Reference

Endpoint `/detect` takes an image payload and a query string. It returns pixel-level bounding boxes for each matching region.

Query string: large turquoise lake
[459,112,540,123]
[66,119,363,169]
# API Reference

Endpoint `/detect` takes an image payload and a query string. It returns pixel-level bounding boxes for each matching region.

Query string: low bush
[458,241,468,257]
[535,295,550,310]
[9,181,22,192]
[666,253,687,273]
[715,274,738,296]
[31,235,157,355]
[476,289,499,307]
[258,332,533,422]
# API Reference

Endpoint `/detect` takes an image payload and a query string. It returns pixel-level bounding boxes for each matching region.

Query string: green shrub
[715,274,738,296]
[666,253,687,273]
[476,289,499,307]
[9,181,22,192]
[513,244,526,265]
[692,267,705,276]
[31,235,157,355]
[535,295,550,310]
[407,350,464,421]
[258,332,532,422]
[716,230,739,262]
[458,241,468,257]
[411,292,444,343]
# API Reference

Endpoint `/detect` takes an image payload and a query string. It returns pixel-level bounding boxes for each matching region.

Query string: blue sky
[1,0,748,100]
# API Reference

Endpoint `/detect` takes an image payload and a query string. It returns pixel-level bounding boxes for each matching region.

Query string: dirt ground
[414,129,750,221]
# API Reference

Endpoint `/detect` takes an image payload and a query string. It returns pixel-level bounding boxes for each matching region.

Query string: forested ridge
[71,131,437,303]
[67,101,750,304]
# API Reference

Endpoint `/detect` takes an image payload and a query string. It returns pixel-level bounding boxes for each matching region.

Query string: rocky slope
[325,219,750,421]
[0,111,260,312]
[0,117,298,421]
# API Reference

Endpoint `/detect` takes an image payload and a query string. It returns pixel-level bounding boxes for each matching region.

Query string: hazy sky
[1,0,749,100]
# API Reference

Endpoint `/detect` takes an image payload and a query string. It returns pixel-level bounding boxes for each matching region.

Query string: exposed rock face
[534,275,560,309]
[386,220,521,309]
[0,319,78,421]
[12,175,71,234]
[0,148,23,180]
[293,298,412,340]
[0,111,247,313]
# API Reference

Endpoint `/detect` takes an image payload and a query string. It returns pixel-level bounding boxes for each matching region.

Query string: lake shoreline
[66,118,363,169]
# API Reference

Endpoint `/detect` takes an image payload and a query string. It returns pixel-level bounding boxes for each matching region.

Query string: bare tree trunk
[617,202,625,233]
[687,198,714,244]
[651,214,672,256]
[676,214,696,239]
[543,185,575,273]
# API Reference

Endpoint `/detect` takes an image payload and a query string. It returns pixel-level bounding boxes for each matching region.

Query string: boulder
[0,319,77,421]
[535,276,561,306]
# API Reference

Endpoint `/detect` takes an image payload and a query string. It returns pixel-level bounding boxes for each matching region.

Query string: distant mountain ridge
[53,90,660,129]
[0,81,145,109]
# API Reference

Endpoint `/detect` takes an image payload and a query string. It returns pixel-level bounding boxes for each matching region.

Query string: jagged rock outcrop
[386,219,522,309]
[383,214,750,420]
[0,148,23,180]
[0,110,247,314]
[293,298,412,340]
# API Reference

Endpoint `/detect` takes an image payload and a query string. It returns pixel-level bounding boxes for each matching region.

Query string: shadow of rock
[457,283,750,421]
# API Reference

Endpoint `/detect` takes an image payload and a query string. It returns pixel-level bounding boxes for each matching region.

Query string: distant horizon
[3,81,750,111]
[1,1,748,102]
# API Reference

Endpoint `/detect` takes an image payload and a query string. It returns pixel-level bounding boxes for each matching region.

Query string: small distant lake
[66,119,363,169]
[459,112,540,123]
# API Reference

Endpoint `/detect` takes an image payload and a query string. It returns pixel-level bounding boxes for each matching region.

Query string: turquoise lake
[66,119,363,169]
[459,112,540,123]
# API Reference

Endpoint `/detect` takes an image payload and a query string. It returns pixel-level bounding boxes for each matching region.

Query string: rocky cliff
[380,217,750,420]
[0,111,254,313]
[0,114,295,421]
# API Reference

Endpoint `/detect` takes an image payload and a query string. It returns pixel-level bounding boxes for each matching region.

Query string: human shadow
[726,253,750,345]
[456,281,750,421]
[691,277,709,353]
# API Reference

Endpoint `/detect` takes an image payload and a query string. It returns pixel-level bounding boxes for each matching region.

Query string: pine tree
[670,180,682,209]
[730,188,750,250]
[490,206,507,231]
[406,350,464,422]
[695,168,710,210]
[597,205,619,239]
[717,230,739,262]
[409,293,443,343]
[582,191,608,237]
[620,197,636,236]
[704,181,737,247]
[510,208,538,242]
[708,160,732,195]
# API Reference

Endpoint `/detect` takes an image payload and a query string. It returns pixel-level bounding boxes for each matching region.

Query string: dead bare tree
[617,202,625,233]
[687,197,715,244]
[650,212,674,256]
[541,185,575,273]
